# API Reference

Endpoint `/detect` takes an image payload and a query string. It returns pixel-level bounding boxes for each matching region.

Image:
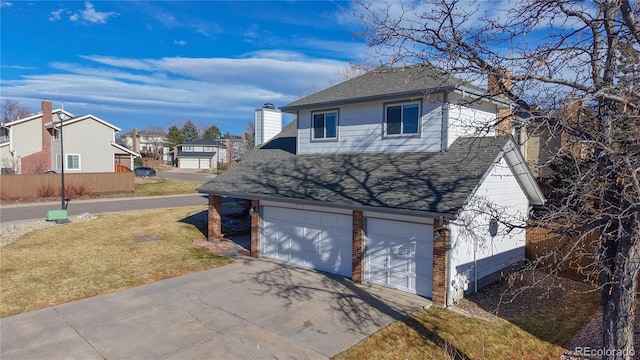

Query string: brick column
[250,200,260,258]
[432,218,449,306]
[352,210,365,283]
[208,195,222,242]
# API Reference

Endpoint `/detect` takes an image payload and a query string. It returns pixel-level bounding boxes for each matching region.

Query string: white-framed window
[385,102,420,136]
[66,154,80,170]
[203,146,213,152]
[183,146,194,152]
[312,110,338,140]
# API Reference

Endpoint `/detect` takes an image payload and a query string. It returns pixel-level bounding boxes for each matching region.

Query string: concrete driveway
[1,256,429,359]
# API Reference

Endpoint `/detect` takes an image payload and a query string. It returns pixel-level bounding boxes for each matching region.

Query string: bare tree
[354,0,639,358]
[242,121,255,153]
[145,124,166,159]
[1,99,30,122]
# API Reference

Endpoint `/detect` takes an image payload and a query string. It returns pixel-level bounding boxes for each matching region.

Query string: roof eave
[280,87,455,113]
[197,188,458,219]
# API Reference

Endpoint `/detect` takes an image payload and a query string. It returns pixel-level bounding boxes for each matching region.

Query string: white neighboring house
[198,65,545,306]
[0,100,139,174]
[174,138,227,169]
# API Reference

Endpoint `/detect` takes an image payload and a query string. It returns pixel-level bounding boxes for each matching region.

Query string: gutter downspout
[441,92,449,151]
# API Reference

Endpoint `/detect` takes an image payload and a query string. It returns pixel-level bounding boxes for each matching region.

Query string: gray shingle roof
[280,65,485,112]
[198,120,511,216]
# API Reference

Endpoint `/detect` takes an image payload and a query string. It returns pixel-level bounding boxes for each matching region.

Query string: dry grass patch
[334,306,563,360]
[336,274,600,360]
[1,206,231,317]
[134,178,203,196]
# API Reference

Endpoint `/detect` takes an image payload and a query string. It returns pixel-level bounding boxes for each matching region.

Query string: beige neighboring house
[0,100,139,174]
[118,128,168,159]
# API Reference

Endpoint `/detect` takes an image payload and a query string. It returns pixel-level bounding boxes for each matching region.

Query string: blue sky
[1,1,367,135]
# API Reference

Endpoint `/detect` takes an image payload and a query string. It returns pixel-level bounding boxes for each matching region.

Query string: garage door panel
[365,218,433,298]
[262,206,352,277]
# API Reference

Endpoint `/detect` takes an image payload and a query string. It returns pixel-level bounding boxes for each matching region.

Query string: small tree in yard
[166,125,183,150]
[354,1,639,358]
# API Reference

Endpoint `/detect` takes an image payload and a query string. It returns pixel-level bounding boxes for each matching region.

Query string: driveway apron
[1,256,429,359]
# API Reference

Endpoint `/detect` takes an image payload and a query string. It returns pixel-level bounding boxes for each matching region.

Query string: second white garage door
[365,218,433,297]
[261,206,352,277]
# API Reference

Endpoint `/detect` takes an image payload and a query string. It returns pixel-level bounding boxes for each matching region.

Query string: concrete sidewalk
[1,256,429,359]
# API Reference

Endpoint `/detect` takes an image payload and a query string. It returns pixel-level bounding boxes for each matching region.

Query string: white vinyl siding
[447,103,498,147]
[298,99,443,154]
[11,118,43,158]
[447,156,529,300]
[53,119,116,173]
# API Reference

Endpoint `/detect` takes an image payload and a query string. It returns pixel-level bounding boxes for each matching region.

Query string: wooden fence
[0,172,135,199]
[526,226,600,282]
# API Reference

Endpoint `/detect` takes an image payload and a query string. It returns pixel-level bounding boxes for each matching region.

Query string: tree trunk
[600,229,639,360]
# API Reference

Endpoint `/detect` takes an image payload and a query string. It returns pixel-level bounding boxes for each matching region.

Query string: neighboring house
[174,138,227,169]
[119,129,168,159]
[198,65,545,306]
[0,100,139,174]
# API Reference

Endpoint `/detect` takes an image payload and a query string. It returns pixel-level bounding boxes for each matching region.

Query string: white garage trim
[261,200,353,215]
[179,158,200,169]
[365,217,433,297]
[261,205,353,277]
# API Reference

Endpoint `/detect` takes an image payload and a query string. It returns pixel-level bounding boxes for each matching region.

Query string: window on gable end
[312,111,338,140]
[385,102,420,136]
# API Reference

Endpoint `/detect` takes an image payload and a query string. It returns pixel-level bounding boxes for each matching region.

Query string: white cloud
[0,1,12,8]
[0,53,350,133]
[69,2,119,24]
[174,40,187,46]
[49,9,63,22]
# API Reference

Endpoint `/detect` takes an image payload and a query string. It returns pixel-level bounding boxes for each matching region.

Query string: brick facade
[432,218,449,305]
[351,210,364,283]
[250,200,260,258]
[21,100,54,174]
[207,195,222,242]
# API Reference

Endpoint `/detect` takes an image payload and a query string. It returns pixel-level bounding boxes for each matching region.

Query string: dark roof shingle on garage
[198,120,510,216]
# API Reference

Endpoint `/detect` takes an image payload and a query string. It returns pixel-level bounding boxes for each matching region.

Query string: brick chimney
[21,100,54,173]
[487,69,513,136]
[132,128,139,153]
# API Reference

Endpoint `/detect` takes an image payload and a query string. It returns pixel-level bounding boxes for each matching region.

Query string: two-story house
[118,129,168,159]
[0,100,139,174]
[198,65,545,306]
[174,138,227,169]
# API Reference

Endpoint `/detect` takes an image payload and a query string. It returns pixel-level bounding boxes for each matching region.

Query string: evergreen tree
[181,120,199,142]
[203,125,221,139]
[166,125,183,150]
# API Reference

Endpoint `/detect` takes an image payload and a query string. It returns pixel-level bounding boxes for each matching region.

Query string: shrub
[63,183,90,198]
[36,183,57,198]
[134,157,143,167]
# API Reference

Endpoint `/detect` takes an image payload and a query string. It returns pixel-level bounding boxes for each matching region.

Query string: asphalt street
[0,194,210,226]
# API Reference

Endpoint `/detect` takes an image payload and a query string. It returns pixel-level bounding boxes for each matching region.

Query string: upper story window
[183,146,194,152]
[203,146,213,152]
[312,111,338,140]
[385,102,420,136]
[53,129,60,140]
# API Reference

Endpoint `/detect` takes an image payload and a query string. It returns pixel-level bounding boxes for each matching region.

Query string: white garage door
[179,158,200,169]
[261,206,352,277]
[365,218,433,297]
